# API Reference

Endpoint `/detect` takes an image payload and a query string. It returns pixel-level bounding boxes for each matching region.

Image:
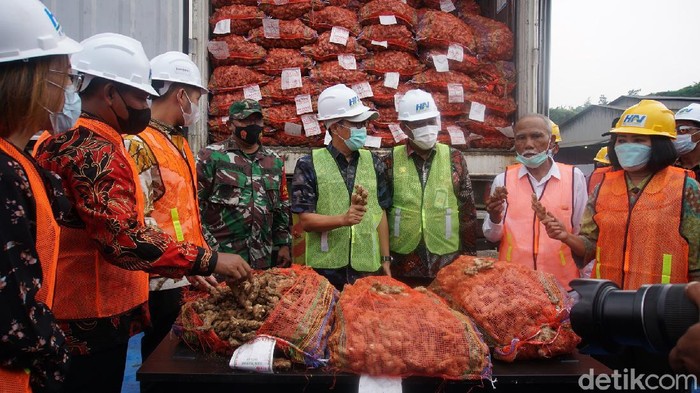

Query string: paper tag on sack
[440,0,456,12]
[358,375,402,393]
[447,125,466,145]
[384,72,400,89]
[243,84,262,101]
[371,40,389,48]
[447,44,464,62]
[295,94,313,115]
[273,0,289,4]
[324,131,332,145]
[213,19,231,35]
[379,15,397,25]
[207,41,230,59]
[364,135,382,148]
[228,336,275,373]
[436,115,442,131]
[281,68,303,90]
[284,122,303,136]
[447,83,464,103]
[432,54,449,72]
[330,26,350,46]
[352,81,373,98]
[469,101,486,122]
[497,125,514,138]
[388,123,407,142]
[338,54,357,70]
[394,93,404,112]
[263,18,281,39]
[301,114,322,136]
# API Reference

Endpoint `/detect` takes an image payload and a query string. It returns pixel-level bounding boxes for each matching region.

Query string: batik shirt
[197,138,291,269]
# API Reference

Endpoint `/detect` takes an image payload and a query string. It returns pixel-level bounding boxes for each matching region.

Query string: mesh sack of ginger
[173,265,338,368]
[429,256,581,362]
[328,276,491,380]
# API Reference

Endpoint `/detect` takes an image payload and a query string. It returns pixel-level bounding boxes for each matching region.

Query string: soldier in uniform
[197,99,292,269]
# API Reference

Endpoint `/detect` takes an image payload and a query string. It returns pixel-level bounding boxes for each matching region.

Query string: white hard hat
[71,33,158,96]
[0,0,82,63]
[397,89,439,121]
[675,103,700,124]
[150,51,207,95]
[317,84,378,122]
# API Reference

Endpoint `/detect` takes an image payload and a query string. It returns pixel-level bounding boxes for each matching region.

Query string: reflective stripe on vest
[0,138,61,393]
[587,166,612,195]
[135,126,206,247]
[593,167,689,290]
[498,163,580,290]
[51,118,149,320]
[389,143,460,255]
[305,149,381,272]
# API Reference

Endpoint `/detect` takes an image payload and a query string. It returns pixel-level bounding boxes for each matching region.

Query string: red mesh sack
[359,0,418,28]
[328,0,362,10]
[457,113,511,137]
[310,61,372,85]
[306,6,361,36]
[259,0,325,20]
[460,13,514,61]
[263,104,301,131]
[419,49,479,74]
[432,91,468,116]
[209,91,245,116]
[274,130,327,147]
[471,61,516,97]
[361,51,425,77]
[212,0,258,7]
[208,66,272,93]
[456,0,481,15]
[329,276,491,379]
[248,19,318,49]
[371,106,398,129]
[429,256,581,361]
[261,77,321,104]
[368,81,411,107]
[209,35,267,67]
[359,25,416,52]
[209,5,264,35]
[464,90,517,116]
[301,32,369,61]
[469,136,513,149]
[410,69,478,92]
[208,116,231,143]
[371,128,400,147]
[416,10,476,53]
[254,49,314,75]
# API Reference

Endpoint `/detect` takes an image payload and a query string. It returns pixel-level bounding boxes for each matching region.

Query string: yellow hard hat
[551,121,562,143]
[610,100,676,139]
[594,146,610,164]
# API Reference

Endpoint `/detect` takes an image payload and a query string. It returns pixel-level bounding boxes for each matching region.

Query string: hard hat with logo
[594,146,610,164]
[551,121,562,143]
[317,84,378,122]
[0,0,82,63]
[397,89,439,121]
[150,51,207,95]
[675,103,700,124]
[71,33,158,96]
[609,100,676,139]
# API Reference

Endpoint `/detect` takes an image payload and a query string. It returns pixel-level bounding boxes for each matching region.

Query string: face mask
[409,125,439,150]
[113,89,151,134]
[673,133,698,156]
[337,126,367,151]
[180,92,200,127]
[516,150,550,168]
[45,86,82,134]
[614,143,652,171]
[234,124,263,145]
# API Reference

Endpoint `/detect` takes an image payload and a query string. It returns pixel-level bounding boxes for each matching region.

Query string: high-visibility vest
[0,138,61,393]
[587,166,612,195]
[31,130,51,158]
[305,148,381,272]
[50,117,149,320]
[389,143,460,255]
[134,126,206,247]
[593,167,689,289]
[498,163,580,290]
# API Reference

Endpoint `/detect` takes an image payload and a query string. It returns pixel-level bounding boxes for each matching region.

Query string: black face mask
[235,124,263,145]
[114,89,151,134]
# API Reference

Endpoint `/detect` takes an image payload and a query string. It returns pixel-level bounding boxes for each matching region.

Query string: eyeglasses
[339,120,369,129]
[677,125,700,134]
[49,69,84,92]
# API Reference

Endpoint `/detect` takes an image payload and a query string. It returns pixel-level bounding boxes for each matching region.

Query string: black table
[138,335,612,392]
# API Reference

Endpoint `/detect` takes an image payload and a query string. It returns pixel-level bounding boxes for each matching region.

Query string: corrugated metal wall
[40,0,185,58]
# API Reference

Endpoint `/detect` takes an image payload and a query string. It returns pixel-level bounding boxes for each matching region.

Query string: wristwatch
[380,256,393,263]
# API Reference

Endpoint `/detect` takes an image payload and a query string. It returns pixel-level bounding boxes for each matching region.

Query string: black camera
[570,279,699,355]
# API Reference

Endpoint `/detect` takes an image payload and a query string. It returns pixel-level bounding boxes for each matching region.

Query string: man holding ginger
[482,114,588,290]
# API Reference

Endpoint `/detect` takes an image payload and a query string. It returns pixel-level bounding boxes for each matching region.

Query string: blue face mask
[673,133,698,156]
[515,150,549,168]
[47,87,82,134]
[340,127,367,151]
[614,143,652,170]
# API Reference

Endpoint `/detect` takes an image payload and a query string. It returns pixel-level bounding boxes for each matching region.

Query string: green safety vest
[305,148,382,272]
[389,143,460,255]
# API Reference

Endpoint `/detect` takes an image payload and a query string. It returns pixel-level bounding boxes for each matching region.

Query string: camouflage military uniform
[197,132,291,270]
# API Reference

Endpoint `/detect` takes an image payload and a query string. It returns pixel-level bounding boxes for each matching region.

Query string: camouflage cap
[229,99,262,120]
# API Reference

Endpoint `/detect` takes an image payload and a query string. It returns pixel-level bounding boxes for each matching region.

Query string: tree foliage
[654,82,700,97]
[548,99,591,125]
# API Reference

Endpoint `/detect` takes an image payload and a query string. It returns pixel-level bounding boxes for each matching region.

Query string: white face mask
[410,125,439,150]
[44,86,82,134]
[180,92,200,127]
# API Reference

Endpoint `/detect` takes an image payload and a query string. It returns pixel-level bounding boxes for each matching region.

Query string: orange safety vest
[31,131,51,158]
[135,126,206,247]
[587,166,612,195]
[51,118,149,320]
[593,167,689,290]
[498,163,580,290]
[0,138,61,393]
